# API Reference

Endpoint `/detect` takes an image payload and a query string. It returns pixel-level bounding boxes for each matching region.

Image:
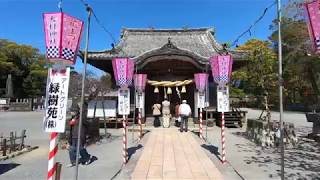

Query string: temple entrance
[139,58,202,117]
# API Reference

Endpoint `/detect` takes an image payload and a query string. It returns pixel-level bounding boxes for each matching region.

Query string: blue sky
[0,0,280,77]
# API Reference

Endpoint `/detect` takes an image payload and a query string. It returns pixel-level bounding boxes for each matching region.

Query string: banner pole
[199,107,203,139]
[75,6,91,180]
[277,0,285,179]
[221,112,226,164]
[122,115,128,164]
[47,132,58,180]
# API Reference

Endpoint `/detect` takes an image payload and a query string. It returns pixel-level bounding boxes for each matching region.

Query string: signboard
[197,93,205,109]
[43,67,70,132]
[136,93,144,109]
[87,100,117,118]
[217,85,229,112]
[118,88,130,115]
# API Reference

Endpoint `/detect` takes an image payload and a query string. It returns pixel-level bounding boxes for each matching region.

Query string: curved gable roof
[86,28,245,60]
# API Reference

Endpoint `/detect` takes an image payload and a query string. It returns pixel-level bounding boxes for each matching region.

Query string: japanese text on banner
[44,67,70,132]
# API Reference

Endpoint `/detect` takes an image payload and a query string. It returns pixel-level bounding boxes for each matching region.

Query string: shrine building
[85,28,247,118]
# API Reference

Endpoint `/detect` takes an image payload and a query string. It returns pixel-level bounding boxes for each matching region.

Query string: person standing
[152,103,161,127]
[162,98,171,128]
[67,102,97,167]
[179,100,192,132]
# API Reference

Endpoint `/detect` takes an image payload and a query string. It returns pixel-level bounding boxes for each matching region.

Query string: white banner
[136,93,144,109]
[118,88,130,115]
[217,85,229,112]
[197,93,205,109]
[44,67,70,133]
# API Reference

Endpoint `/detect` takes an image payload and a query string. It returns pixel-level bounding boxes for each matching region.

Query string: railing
[0,130,26,156]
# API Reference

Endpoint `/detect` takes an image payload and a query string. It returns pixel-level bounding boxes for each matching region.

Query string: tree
[269,0,320,109]
[0,39,48,98]
[235,39,278,105]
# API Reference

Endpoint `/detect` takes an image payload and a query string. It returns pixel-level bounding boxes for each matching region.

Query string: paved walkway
[131,128,223,180]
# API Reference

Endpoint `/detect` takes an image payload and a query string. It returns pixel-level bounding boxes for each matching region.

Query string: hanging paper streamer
[43,12,84,64]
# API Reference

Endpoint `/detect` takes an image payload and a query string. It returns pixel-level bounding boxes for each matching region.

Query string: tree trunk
[307,62,320,103]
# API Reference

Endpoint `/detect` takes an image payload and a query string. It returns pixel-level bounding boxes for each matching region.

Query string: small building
[85,28,247,118]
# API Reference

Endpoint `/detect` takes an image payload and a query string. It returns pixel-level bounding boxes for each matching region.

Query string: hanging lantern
[181,86,186,93]
[134,74,147,93]
[154,86,159,93]
[43,12,84,64]
[194,73,209,93]
[167,87,172,94]
[210,55,233,85]
[112,58,134,87]
[304,0,320,53]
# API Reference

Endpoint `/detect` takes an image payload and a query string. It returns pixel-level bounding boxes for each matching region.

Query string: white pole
[277,0,285,179]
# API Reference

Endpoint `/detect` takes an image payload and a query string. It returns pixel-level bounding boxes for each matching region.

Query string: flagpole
[277,0,285,179]
[75,5,91,180]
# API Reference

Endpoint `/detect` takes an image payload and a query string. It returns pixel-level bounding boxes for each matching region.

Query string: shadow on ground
[232,126,320,179]
[128,144,143,161]
[0,163,20,175]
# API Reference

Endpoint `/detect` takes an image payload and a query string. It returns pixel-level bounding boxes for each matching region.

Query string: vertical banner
[197,93,205,109]
[136,93,144,109]
[305,0,320,53]
[217,85,229,112]
[43,12,84,64]
[118,88,130,115]
[44,67,70,132]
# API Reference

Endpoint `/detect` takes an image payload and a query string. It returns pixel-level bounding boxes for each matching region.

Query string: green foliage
[230,86,245,98]
[0,39,48,97]
[269,0,320,106]
[235,39,278,99]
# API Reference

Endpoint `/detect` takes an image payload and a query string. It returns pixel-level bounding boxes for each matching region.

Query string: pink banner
[305,0,320,53]
[43,12,83,64]
[134,74,147,92]
[112,58,135,87]
[210,55,233,84]
[194,73,208,92]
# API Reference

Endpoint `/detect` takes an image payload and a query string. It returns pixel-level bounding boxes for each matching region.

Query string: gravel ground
[0,111,141,180]
[202,108,319,180]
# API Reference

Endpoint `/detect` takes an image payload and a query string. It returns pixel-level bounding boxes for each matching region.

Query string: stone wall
[246,119,298,148]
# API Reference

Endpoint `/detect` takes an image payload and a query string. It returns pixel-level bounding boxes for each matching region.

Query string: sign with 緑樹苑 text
[43,67,70,132]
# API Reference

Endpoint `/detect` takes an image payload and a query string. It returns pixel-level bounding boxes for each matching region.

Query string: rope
[148,80,193,87]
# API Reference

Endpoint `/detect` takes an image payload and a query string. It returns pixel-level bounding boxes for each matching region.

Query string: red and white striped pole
[47,132,58,180]
[138,108,142,140]
[122,115,128,164]
[221,112,226,164]
[199,108,203,139]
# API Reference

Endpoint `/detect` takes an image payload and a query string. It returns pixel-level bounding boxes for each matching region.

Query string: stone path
[131,128,223,180]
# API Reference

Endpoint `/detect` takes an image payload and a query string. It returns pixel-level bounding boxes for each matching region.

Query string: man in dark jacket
[67,102,95,167]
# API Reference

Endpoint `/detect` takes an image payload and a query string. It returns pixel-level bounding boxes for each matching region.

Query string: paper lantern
[43,12,84,64]
[154,86,159,93]
[134,74,147,92]
[305,0,320,53]
[112,58,134,87]
[167,87,172,94]
[210,55,233,85]
[194,73,208,93]
[181,86,186,93]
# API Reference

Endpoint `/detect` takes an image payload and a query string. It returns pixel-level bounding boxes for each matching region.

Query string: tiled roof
[86,28,247,61]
